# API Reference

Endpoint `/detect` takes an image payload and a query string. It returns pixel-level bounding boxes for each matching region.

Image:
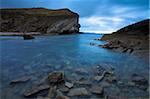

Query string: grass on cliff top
[0,8,78,16]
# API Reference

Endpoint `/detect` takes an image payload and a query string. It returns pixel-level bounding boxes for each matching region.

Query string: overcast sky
[1,0,149,33]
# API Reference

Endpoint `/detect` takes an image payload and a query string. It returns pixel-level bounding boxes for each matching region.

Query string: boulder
[67,88,89,96]
[48,71,64,84]
[23,34,34,40]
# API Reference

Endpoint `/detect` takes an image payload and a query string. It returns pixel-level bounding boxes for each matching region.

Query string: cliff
[100,19,149,62]
[0,8,80,34]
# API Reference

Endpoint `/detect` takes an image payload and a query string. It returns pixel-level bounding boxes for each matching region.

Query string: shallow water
[0,34,149,99]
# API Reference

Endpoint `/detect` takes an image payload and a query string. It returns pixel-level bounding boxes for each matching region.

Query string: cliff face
[0,8,80,34]
[100,19,149,62]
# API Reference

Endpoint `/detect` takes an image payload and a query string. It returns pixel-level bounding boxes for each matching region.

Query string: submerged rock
[24,84,50,97]
[48,71,64,84]
[10,76,31,84]
[67,88,89,96]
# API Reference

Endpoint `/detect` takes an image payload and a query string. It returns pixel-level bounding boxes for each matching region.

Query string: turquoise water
[0,34,149,98]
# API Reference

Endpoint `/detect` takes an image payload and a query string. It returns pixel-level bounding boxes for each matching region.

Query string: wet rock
[75,68,88,75]
[24,84,50,97]
[91,86,103,95]
[89,42,96,46]
[23,34,34,40]
[47,86,57,98]
[65,82,74,88]
[48,71,64,84]
[10,76,31,84]
[67,88,89,96]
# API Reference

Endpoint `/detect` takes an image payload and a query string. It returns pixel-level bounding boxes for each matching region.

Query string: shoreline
[0,32,103,36]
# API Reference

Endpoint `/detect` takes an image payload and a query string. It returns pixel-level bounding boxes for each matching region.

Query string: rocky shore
[96,19,149,62]
[0,8,80,35]
[8,64,148,99]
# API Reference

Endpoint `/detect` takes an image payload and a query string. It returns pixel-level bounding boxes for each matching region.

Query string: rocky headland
[98,19,149,62]
[0,8,80,35]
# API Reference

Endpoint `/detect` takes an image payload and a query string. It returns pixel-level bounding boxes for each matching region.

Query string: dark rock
[10,76,31,84]
[89,42,96,46]
[48,71,64,84]
[23,34,34,40]
[24,84,50,97]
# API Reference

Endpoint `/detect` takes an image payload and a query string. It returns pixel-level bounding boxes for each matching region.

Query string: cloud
[0,0,149,33]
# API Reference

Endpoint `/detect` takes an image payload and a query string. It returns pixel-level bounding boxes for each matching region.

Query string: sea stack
[0,8,80,34]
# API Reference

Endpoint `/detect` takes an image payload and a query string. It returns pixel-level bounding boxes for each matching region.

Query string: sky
[0,0,149,33]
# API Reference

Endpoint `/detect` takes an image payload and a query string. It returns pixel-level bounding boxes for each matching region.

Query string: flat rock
[48,71,64,84]
[91,86,103,95]
[65,82,74,88]
[10,76,31,84]
[67,88,89,96]
[24,84,50,97]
